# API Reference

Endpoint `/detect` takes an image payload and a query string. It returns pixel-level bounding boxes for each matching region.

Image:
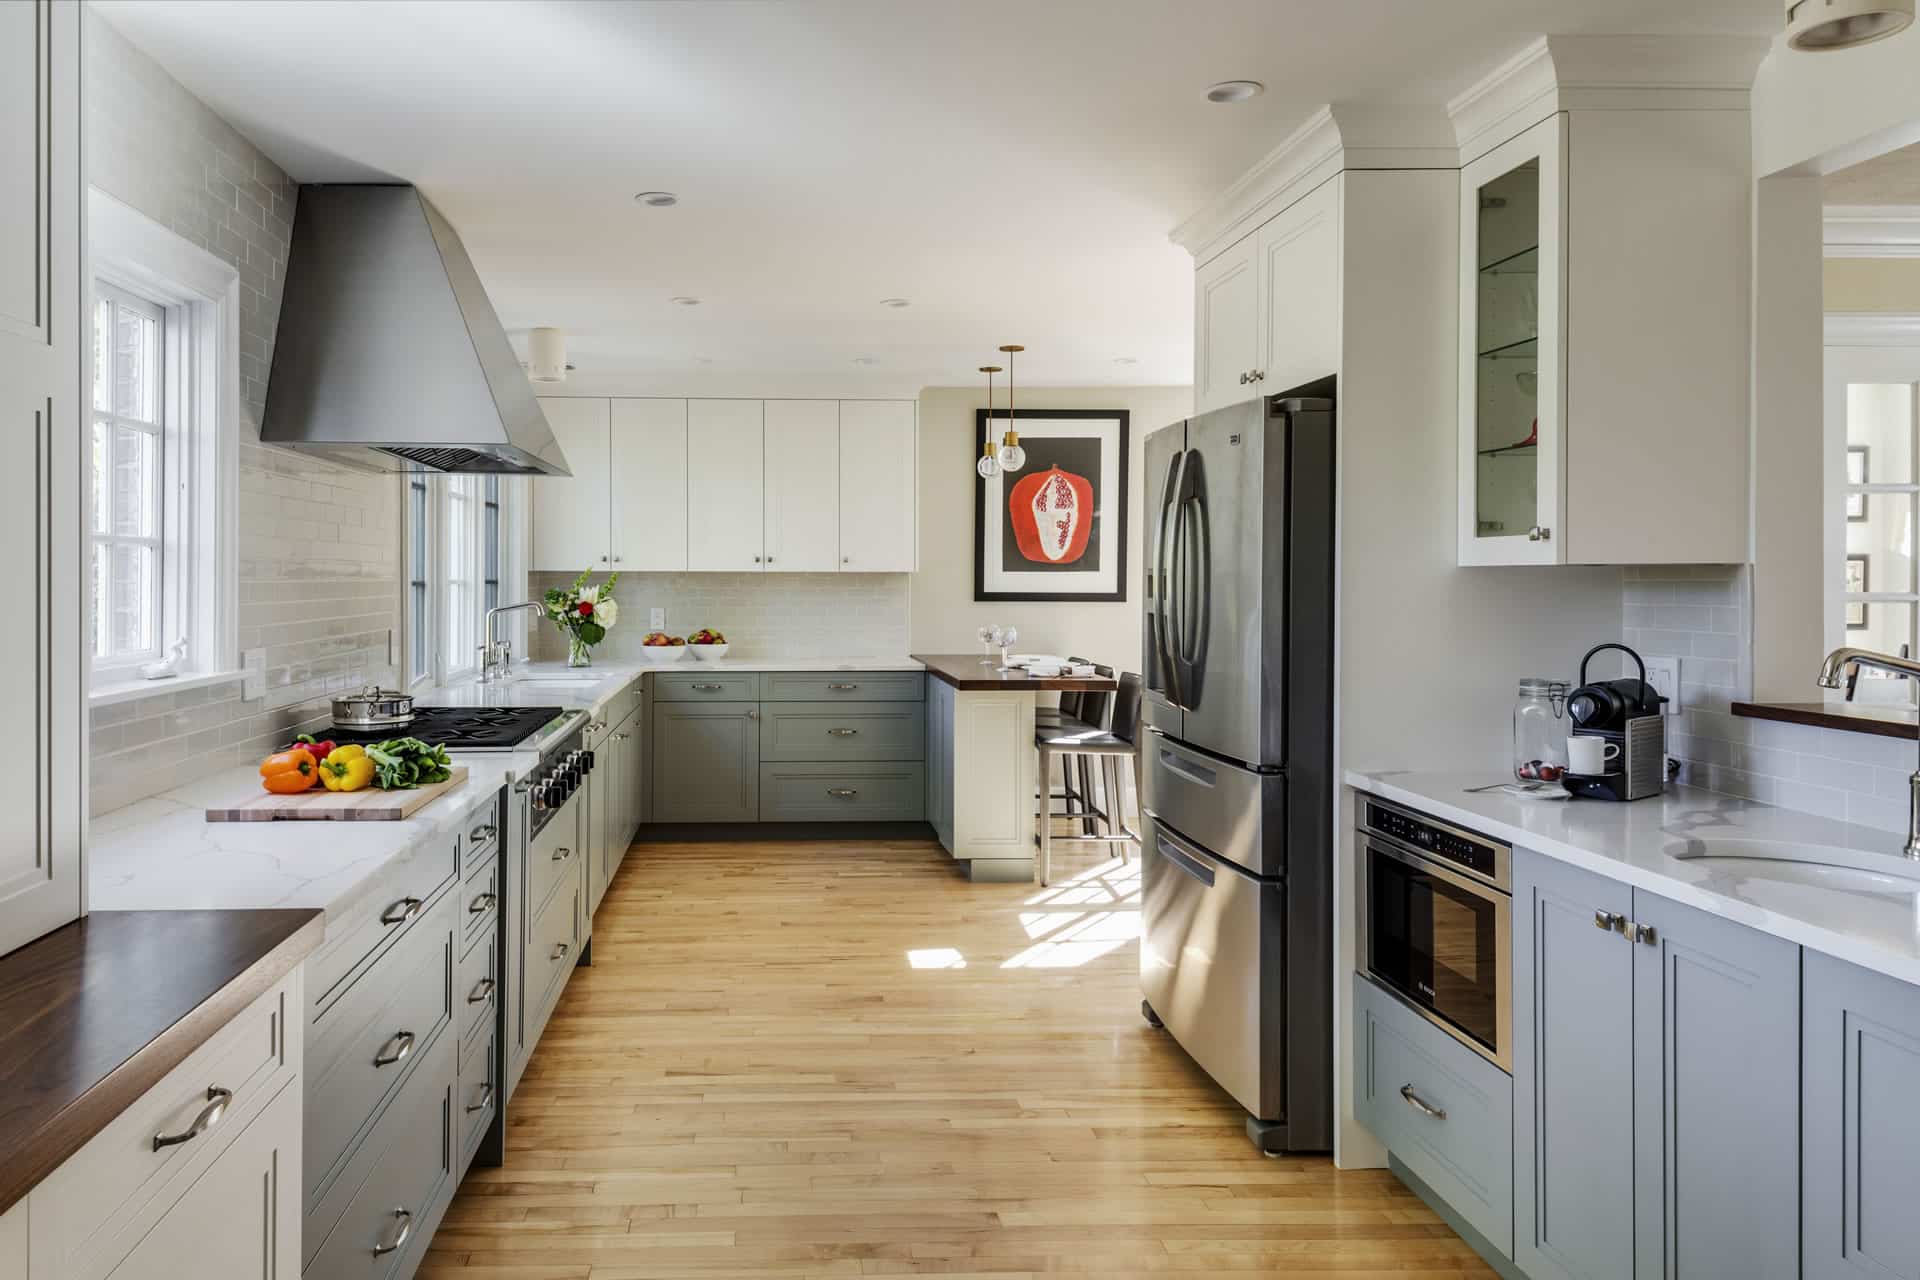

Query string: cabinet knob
[613,556,621,563]
[601,555,608,562]
[1527,525,1553,542]
[1238,372,1249,385]
[766,556,774,564]
[753,555,762,563]
[1628,922,1658,946]
[1594,910,1625,933]
[746,709,759,720]
[842,556,850,564]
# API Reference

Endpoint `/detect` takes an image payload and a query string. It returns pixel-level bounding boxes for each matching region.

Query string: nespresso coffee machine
[1563,642,1668,801]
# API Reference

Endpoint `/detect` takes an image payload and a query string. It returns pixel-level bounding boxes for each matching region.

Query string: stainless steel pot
[330,686,415,731]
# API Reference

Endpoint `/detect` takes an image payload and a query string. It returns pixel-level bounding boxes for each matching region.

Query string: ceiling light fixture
[670,296,701,307]
[880,298,911,309]
[1786,0,1913,47]
[634,191,678,207]
[1206,80,1265,103]
[527,327,570,383]
[976,365,1003,479]
[996,344,1026,472]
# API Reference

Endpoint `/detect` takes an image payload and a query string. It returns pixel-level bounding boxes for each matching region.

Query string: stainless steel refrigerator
[1139,386,1335,1154]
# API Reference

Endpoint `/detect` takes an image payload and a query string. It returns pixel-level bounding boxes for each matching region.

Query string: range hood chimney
[261,185,570,476]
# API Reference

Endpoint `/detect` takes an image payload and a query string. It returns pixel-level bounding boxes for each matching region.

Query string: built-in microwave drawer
[1143,731,1284,877]
[1353,973,1514,1259]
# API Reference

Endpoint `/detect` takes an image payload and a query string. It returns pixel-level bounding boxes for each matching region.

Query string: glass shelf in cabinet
[1477,336,1538,361]
[1479,244,1539,276]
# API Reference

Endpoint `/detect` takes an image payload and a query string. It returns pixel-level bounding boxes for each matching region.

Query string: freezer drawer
[1140,814,1283,1121]
[1143,730,1285,877]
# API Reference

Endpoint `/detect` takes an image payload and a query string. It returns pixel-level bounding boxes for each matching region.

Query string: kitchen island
[914,653,1119,883]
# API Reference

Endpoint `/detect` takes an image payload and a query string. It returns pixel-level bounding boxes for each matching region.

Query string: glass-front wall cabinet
[1459,115,1563,566]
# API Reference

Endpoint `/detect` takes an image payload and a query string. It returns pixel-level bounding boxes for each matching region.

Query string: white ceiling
[94,0,1778,392]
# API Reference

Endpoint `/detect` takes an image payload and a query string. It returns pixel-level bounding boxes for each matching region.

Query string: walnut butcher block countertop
[0,908,323,1213]
[911,653,1118,692]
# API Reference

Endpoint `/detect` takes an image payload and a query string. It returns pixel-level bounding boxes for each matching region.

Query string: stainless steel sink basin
[1663,837,1920,896]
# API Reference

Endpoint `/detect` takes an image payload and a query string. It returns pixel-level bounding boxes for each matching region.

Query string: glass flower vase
[567,635,592,667]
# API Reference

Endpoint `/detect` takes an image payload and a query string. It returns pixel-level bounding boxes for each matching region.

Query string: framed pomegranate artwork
[974,409,1129,602]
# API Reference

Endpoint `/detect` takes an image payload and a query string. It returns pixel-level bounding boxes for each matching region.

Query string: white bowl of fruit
[639,632,689,663]
[688,628,730,660]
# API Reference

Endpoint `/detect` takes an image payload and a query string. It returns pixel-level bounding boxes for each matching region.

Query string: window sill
[90,668,245,709]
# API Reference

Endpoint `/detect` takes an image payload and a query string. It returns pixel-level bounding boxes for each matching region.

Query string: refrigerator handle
[1155,449,1188,702]
[1185,485,1211,669]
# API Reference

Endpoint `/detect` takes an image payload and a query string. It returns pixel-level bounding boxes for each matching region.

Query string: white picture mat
[980,415,1123,596]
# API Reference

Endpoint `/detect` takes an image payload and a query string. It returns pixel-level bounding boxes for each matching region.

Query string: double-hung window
[406,473,517,689]
[91,283,169,668]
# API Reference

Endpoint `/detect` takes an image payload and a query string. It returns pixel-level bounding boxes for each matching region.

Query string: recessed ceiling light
[1206,80,1265,104]
[1786,0,1913,49]
[692,356,713,365]
[879,297,911,309]
[1113,356,1139,366]
[634,191,678,207]
[852,356,877,366]
[670,296,701,307]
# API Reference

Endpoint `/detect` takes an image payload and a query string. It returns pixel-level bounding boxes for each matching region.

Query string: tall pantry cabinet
[0,0,85,957]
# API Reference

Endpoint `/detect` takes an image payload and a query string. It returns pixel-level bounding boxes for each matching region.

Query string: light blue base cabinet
[1804,949,1920,1278]
[1512,848,1799,1280]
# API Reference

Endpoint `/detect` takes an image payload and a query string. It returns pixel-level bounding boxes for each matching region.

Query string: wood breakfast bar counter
[914,653,1119,882]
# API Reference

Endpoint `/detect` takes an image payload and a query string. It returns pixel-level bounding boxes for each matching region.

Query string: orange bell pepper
[260,747,319,794]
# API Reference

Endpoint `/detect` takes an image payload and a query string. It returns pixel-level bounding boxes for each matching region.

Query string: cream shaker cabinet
[533,398,916,574]
[1455,94,1752,566]
[1191,179,1341,416]
[0,0,84,957]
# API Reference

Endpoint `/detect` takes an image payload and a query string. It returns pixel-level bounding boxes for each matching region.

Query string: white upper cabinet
[837,400,917,572]
[686,399,766,572]
[1193,236,1260,414]
[532,397,613,571]
[0,0,82,957]
[1451,37,1760,566]
[762,400,840,572]
[611,397,687,572]
[1192,179,1341,415]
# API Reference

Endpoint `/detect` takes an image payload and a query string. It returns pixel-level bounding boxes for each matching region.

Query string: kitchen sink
[1663,837,1920,897]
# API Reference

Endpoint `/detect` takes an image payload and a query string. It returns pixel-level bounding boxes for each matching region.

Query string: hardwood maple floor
[422,836,1493,1279]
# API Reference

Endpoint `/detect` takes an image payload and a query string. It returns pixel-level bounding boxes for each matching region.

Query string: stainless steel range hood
[261,185,569,476]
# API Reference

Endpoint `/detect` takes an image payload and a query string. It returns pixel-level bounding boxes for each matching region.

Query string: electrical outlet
[1641,655,1680,715]
[650,607,665,631]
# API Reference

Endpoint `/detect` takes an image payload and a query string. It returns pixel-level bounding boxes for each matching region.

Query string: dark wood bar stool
[1035,671,1141,886]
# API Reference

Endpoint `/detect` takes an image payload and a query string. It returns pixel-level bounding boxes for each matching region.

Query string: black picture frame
[1847,445,1870,523]
[973,409,1130,602]
[1846,553,1870,630]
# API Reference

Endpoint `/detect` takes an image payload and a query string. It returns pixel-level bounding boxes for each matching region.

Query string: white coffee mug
[1567,736,1621,775]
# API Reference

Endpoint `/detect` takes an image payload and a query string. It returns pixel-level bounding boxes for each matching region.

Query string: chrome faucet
[478,601,549,683]
[1818,646,1920,858]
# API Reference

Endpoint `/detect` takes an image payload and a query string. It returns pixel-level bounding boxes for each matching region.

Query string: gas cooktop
[326,705,573,752]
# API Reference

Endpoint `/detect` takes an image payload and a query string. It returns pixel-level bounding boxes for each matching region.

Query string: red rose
[577,600,594,617]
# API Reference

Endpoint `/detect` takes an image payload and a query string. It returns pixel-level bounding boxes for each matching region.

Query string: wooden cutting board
[205,767,470,822]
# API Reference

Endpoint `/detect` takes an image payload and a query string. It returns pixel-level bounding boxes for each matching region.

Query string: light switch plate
[1641,655,1680,715]
[650,607,665,630]
[241,648,266,701]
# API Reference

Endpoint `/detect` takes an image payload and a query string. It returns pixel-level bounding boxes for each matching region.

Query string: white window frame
[91,281,169,670]
[86,190,239,704]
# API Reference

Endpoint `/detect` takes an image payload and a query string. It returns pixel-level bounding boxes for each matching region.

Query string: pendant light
[976,365,1002,479]
[997,344,1027,471]
[1785,0,1913,49]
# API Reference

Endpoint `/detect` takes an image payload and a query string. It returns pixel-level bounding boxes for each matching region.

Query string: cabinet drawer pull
[1399,1083,1446,1120]
[466,1083,495,1115]
[1628,922,1658,946]
[468,892,497,915]
[613,731,630,741]
[827,727,859,736]
[152,1086,233,1151]
[827,683,860,690]
[552,942,571,961]
[691,683,725,691]
[468,823,497,844]
[826,788,859,798]
[553,846,571,862]
[1594,910,1625,933]
[468,977,496,1004]
[372,1208,414,1258]
[380,897,424,926]
[373,1030,416,1068]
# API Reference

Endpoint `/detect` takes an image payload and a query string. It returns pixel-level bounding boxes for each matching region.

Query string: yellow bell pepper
[318,746,375,792]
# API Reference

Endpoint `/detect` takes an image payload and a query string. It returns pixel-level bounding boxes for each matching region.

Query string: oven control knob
[531,783,552,811]
[579,750,595,772]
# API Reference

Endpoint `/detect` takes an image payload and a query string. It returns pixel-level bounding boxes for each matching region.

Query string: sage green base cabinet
[1803,949,1920,1278]
[646,671,925,824]
[1513,849,1798,1280]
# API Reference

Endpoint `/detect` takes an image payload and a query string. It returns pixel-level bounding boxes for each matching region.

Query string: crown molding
[1825,312,1920,345]
[1168,103,1454,264]
[1447,34,1769,164]
[1824,205,1920,258]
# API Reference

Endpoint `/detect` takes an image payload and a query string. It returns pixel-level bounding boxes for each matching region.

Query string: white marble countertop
[91,753,525,917]
[1348,769,1920,986]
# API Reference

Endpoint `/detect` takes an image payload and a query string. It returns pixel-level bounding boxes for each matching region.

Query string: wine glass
[978,624,999,665]
[999,626,1018,668]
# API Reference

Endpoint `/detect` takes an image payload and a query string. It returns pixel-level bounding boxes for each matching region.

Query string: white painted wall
[1752,30,1920,178]
[907,384,1193,673]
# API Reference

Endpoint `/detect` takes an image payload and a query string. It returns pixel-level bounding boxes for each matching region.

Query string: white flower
[594,596,618,627]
